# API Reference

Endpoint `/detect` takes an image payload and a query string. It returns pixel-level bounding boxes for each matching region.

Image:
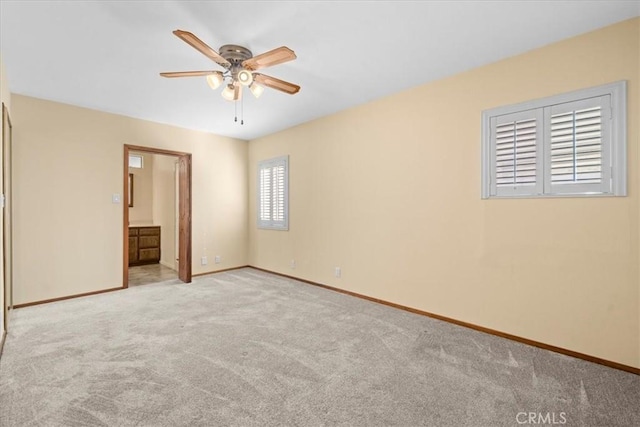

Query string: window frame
[128,154,144,169]
[481,81,627,199]
[257,155,289,230]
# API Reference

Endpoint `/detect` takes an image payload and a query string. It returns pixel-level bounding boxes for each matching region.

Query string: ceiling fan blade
[242,46,296,71]
[254,73,300,95]
[160,71,217,78]
[173,30,231,69]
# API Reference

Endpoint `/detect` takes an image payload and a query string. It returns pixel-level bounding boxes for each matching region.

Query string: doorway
[123,145,192,287]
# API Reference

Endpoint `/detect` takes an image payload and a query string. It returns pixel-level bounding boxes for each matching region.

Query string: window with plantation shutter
[482,81,626,199]
[258,156,289,230]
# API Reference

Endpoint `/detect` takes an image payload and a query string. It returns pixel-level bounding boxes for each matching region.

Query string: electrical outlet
[334,267,341,278]
[290,259,296,269]
[201,256,208,266]
[215,255,221,264]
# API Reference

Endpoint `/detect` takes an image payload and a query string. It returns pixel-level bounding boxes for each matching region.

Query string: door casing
[2,103,13,334]
[123,145,192,286]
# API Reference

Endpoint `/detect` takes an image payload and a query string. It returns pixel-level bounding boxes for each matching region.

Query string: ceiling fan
[160,30,300,102]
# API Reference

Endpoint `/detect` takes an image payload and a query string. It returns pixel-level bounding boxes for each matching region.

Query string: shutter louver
[495,118,537,187]
[550,106,602,185]
[259,167,272,221]
[272,165,285,222]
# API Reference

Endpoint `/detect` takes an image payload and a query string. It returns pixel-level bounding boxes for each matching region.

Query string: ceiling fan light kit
[161,29,300,124]
[206,72,224,90]
[221,84,236,101]
[237,69,253,86]
[249,83,265,98]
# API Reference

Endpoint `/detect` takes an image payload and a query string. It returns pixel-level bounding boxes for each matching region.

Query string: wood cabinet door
[128,236,138,264]
[139,248,160,262]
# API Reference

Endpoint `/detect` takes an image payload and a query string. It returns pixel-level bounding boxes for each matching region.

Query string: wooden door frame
[2,103,12,334]
[123,144,192,287]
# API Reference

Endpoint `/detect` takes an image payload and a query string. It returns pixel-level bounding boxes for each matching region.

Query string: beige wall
[152,153,177,270]
[249,19,640,368]
[12,95,249,304]
[128,152,154,225]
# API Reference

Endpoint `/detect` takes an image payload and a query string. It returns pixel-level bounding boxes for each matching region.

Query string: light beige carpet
[0,268,638,426]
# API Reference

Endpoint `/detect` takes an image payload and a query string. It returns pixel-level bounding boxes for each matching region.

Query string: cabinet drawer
[139,227,160,236]
[129,228,138,236]
[139,235,159,249]
[139,248,160,262]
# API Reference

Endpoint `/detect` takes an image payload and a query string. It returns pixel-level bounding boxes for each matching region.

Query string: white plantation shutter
[259,167,272,221]
[482,81,626,198]
[545,96,610,194]
[258,156,289,230]
[272,165,285,222]
[491,109,543,197]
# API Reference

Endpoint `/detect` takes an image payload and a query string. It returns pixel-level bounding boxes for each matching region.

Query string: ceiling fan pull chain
[241,95,244,125]
[234,99,238,122]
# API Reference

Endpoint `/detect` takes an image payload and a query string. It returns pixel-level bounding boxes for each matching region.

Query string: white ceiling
[1,1,638,141]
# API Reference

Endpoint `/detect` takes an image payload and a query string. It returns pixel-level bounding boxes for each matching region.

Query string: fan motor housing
[219,45,253,63]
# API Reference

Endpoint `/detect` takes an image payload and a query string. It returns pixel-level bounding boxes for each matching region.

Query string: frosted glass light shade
[206,72,224,90]
[250,83,265,98]
[221,84,236,101]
